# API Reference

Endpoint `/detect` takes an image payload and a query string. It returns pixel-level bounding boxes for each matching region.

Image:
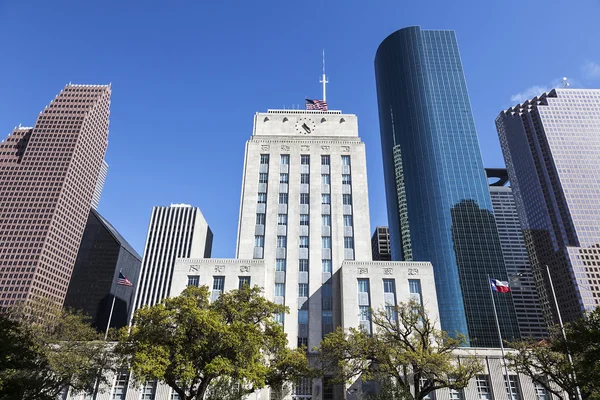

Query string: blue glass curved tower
[374,26,520,346]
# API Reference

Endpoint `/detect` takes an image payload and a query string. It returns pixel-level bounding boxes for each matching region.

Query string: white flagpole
[546,265,582,400]
[487,274,513,400]
[104,293,116,341]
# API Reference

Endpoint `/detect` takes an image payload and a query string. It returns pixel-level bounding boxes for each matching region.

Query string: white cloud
[510,85,549,104]
[582,61,600,80]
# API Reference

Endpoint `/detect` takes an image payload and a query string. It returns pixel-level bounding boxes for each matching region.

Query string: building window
[358,278,369,293]
[323,377,334,400]
[299,236,309,248]
[277,236,287,248]
[300,214,310,225]
[277,214,287,225]
[260,154,270,164]
[322,310,333,324]
[343,215,353,227]
[385,305,397,321]
[322,259,332,273]
[274,312,284,325]
[275,283,285,297]
[256,213,266,225]
[322,236,331,249]
[322,214,331,226]
[213,277,225,292]
[278,193,288,204]
[301,155,310,165]
[298,310,308,324]
[280,154,289,165]
[321,194,331,204]
[505,375,521,400]
[300,193,310,204]
[280,173,289,183]
[321,155,330,165]
[254,235,264,247]
[321,174,330,184]
[187,275,200,287]
[294,378,313,397]
[344,237,354,249]
[449,388,465,400]
[299,259,309,272]
[112,371,129,400]
[534,381,549,400]
[257,193,267,204]
[297,337,308,347]
[409,279,422,295]
[476,375,492,400]
[276,259,286,271]
[342,194,352,205]
[342,174,351,184]
[359,305,370,321]
[298,283,309,297]
[301,173,310,184]
[171,389,181,400]
[259,173,268,183]
[383,279,395,293]
[141,381,156,400]
[341,155,351,166]
[239,277,251,289]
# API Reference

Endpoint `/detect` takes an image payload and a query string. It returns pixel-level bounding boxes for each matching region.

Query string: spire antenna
[319,49,328,102]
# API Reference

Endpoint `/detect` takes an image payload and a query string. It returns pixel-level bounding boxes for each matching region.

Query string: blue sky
[1,1,599,257]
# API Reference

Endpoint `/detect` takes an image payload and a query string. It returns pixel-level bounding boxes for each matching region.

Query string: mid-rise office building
[487,168,547,339]
[371,226,391,261]
[131,204,212,313]
[375,26,520,346]
[0,84,111,309]
[496,88,600,324]
[64,209,141,331]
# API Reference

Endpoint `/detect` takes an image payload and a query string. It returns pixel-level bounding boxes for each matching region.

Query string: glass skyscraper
[496,88,600,324]
[375,26,520,346]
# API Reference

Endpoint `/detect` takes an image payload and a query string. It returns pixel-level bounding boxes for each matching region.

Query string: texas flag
[490,278,511,293]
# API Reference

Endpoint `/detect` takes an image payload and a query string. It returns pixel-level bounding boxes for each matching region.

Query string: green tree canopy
[318,300,482,400]
[0,304,116,400]
[117,285,312,400]
[508,307,600,400]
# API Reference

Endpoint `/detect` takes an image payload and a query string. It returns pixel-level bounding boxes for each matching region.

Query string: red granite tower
[0,84,111,309]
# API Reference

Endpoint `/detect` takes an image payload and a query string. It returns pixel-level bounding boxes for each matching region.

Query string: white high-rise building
[91,159,108,209]
[132,204,212,313]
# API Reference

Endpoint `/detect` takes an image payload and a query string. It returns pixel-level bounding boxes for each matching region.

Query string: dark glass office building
[375,26,520,346]
[64,209,141,332]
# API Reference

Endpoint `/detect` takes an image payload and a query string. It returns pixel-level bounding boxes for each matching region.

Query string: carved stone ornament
[321,145,330,151]
[301,145,310,151]
[341,146,350,152]
[408,268,419,276]
[214,265,225,273]
[240,265,250,273]
[383,268,393,275]
[261,145,270,151]
[189,265,200,272]
[357,268,368,274]
[281,145,290,151]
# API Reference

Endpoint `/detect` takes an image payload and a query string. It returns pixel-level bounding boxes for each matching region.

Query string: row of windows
[187,275,251,292]
[263,154,351,166]
[257,192,353,205]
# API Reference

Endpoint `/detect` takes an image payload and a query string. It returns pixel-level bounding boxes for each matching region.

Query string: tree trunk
[196,378,211,400]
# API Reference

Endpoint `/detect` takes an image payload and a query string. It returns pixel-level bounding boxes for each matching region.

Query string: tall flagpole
[546,265,582,400]
[487,274,513,400]
[320,49,328,102]
[104,293,117,341]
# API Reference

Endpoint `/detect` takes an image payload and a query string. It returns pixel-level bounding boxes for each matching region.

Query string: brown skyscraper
[0,84,111,309]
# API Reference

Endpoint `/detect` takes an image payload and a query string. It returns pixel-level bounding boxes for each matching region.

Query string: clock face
[295,117,316,135]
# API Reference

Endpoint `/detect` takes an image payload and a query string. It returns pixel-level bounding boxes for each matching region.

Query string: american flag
[305,99,328,111]
[117,271,133,287]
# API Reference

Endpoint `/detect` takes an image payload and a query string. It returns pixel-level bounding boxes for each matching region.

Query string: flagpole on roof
[488,274,513,400]
[320,49,328,102]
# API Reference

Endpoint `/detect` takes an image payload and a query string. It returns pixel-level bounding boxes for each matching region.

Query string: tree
[117,285,312,400]
[0,305,116,400]
[508,307,600,400]
[318,300,483,400]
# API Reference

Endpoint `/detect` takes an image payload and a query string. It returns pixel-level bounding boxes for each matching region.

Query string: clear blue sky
[1,1,599,257]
